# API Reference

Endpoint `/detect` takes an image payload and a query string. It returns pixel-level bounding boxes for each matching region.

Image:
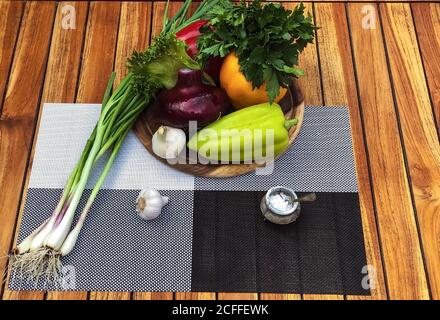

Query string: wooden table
[0,0,438,301]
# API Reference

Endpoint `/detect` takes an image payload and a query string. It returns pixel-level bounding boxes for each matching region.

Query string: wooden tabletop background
[0,0,439,301]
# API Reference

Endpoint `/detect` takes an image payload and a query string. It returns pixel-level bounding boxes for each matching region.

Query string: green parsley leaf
[197,0,317,103]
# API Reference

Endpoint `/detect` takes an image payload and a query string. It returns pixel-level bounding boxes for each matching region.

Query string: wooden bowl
[133,80,304,177]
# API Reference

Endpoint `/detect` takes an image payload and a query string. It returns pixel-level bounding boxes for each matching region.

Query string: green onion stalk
[10,0,221,283]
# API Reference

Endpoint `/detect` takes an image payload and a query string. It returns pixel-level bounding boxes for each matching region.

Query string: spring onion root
[8,0,217,286]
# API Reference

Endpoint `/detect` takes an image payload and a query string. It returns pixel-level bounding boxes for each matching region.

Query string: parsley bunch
[197,0,316,103]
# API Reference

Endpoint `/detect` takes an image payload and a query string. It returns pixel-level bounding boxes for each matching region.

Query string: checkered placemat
[9,104,369,295]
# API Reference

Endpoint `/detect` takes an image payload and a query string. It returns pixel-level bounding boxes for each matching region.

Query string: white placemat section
[29,103,357,192]
[29,104,195,190]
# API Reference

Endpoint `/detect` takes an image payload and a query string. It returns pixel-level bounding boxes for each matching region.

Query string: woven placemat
[9,104,369,295]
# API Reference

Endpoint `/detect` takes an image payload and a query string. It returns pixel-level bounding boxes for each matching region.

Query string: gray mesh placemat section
[9,189,193,292]
[195,106,357,192]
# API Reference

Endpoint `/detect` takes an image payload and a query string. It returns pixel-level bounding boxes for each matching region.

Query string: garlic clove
[152,126,186,159]
[136,188,169,221]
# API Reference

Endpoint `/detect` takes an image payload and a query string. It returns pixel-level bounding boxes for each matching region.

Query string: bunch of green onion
[10,0,220,283]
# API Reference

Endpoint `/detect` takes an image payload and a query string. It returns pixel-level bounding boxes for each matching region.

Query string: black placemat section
[191,191,370,295]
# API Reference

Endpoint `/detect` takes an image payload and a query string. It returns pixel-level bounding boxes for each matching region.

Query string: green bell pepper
[187,103,297,162]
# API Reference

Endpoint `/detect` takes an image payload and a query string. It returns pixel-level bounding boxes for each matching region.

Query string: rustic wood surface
[0,1,438,301]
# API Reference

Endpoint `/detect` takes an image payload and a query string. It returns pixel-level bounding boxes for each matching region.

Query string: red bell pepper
[176,20,223,84]
[176,20,207,58]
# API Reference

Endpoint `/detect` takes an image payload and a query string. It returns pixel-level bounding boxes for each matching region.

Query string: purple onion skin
[204,56,223,85]
[148,69,231,130]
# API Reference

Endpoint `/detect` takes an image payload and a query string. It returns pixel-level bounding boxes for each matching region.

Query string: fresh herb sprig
[197,0,317,103]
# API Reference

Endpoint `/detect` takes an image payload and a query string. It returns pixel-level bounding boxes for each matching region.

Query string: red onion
[147,69,231,131]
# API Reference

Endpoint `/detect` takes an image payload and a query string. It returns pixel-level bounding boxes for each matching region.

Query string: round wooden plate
[133,80,304,177]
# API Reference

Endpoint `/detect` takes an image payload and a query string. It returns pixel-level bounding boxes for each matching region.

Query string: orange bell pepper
[220,52,287,110]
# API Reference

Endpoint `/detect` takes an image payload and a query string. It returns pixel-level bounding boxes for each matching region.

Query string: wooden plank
[411,3,440,130]
[89,292,131,300]
[114,1,152,86]
[151,1,199,38]
[0,0,23,111]
[2,290,46,301]
[0,1,56,300]
[75,1,121,104]
[151,1,165,38]
[175,292,216,300]
[295,2,322,107]
[218,293,258,300]
[2,1,88,301]
[346,295,372,300]
[134,292,174,300]
[260,294,301,300]
[152,1,183,38]
[39,1,89,104]
[303,294,344,300]
[347,3,429,299]
[380,3,440,300]
[0,3,25,296]
[0,120,44,300]
[46,0,121,301]
[313,2,387,299]
[46,291,87,300]
[301,2,375,300]
[1,2,55,120]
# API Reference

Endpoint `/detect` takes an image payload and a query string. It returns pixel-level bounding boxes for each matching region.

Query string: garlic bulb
[136,188,169,220]
[152,126,186,159]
